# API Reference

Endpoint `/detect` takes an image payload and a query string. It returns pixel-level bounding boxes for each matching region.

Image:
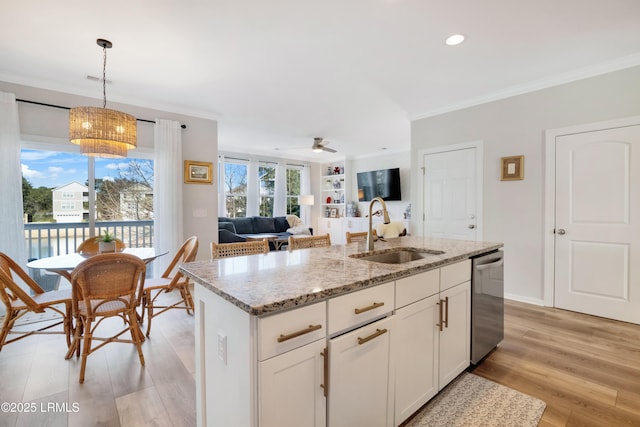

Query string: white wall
[350,151,411,222]
[308,151,411,234]
[1,81,218,261]
[411,65,640,304]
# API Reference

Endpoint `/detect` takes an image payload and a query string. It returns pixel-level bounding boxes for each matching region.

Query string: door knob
[556,229,566,235]
[468,224,475,229]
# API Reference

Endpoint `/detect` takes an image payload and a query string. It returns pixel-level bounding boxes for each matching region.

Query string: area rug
[404,372,546,427]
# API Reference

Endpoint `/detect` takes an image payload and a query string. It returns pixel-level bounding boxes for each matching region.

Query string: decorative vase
[99,241,116,253]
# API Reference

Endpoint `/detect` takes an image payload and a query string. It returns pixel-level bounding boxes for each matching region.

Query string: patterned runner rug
[404,372,546,427]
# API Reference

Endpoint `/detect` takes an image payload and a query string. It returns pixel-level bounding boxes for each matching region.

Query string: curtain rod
[16,98,187,129]
[220,155,308,168]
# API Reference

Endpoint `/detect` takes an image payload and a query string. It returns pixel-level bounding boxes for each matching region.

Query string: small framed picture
[501,155,524,181]
[329,208,338,218]
[184,160,213,184]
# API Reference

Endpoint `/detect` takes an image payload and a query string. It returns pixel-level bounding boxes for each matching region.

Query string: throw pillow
[287,225,311,235]
[218,222,237,233]
[274,216,290,232]
[253,216,276,234]
[232,217,254,234]
[286,214,302,228]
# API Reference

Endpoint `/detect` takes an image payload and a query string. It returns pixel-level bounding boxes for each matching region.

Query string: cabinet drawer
[258,301,326,361]
[328,282,394,335]
[440,259,471,292]
[395,269,439,308]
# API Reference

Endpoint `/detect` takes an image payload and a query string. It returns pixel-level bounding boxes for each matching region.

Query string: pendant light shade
[69,106,137,158]
[69,39,137,158]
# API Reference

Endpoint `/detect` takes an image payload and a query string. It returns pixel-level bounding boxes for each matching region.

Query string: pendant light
[69,39,137,158]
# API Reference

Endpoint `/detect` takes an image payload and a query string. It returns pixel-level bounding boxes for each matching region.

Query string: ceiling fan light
[312,146,323,153]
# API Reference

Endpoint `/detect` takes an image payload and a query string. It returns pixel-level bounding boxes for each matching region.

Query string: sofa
[218,216,312,249]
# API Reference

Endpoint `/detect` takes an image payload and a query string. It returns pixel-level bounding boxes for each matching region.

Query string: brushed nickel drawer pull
[277,324,322,343]
[354,301,384,315]
[357,328,388,345]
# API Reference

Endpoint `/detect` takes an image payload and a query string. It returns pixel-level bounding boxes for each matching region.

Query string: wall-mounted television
[357,168,402,202]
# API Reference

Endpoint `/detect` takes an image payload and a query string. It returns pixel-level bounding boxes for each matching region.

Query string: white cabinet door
[438,281,470,389]
[259,339,326,427]
[328,316,393,427]
[317,218,343,244]
[393,294,439,425]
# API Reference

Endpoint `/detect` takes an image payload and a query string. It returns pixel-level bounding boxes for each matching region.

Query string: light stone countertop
[180,236,503,316]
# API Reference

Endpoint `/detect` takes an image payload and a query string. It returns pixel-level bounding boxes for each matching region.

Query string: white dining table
[26,248,168,281]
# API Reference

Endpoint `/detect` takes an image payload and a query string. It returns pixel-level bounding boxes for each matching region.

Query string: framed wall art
[184,160,213,184]
[501,155,524,181]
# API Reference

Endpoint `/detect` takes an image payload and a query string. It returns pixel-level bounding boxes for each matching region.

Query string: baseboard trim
[504,294,545,306]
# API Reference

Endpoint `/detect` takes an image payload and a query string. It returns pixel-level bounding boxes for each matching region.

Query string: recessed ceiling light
[445,34,465,46]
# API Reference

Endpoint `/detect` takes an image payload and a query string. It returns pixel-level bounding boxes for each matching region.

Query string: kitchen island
[181,236,503,427]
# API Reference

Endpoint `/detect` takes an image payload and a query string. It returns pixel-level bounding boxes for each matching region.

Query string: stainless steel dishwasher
[470,250,504,364]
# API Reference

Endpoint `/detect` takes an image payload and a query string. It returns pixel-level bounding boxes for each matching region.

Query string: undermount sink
[349,247,445,264]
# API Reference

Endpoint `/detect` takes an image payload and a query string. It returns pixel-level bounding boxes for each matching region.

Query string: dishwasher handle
[475,258,503,271]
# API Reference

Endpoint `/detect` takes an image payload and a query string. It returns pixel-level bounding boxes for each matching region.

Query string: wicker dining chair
[0,252,72,351]
[345,230,376,243]
[76,236,126,254]
[211,240,269,259]
[140,236,199,337]
[288,234,332,250]
[66,253,146,384]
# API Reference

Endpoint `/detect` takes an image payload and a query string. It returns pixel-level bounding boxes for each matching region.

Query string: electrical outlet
[218,332,227,364]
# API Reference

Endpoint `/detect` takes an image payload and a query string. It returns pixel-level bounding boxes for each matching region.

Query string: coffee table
[244,234,289,250]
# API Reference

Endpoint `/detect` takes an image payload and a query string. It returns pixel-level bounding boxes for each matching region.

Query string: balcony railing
[25,220,154,260]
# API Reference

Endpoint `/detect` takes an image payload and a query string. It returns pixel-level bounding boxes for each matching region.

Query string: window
[218,154,309,219]
[21,147,154,257]
[224,161,247,218]
[95,158,154,221]
[259,163,275,217]
[286,166,302,217]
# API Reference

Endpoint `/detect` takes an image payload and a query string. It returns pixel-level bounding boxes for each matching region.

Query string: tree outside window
[95,159,154,221]
[259,164,275,217]
[224,162,247,218]
[286,167,301,217]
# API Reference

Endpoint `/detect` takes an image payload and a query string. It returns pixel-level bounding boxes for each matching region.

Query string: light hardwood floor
[1,296,639,426]
[473,300,640,427]
[0,290,196,427]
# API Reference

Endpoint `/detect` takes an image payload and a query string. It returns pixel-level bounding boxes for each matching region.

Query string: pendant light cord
[102,43,107,108]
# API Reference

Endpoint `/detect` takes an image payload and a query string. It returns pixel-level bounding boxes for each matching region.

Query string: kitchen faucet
[367,196,390,251]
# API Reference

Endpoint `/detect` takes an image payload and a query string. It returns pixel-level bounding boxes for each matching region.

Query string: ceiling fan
[312,137,337,153]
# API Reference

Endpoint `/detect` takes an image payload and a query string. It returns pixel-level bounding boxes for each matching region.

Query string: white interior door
[554,124,640,324]
[423,148,478,240]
